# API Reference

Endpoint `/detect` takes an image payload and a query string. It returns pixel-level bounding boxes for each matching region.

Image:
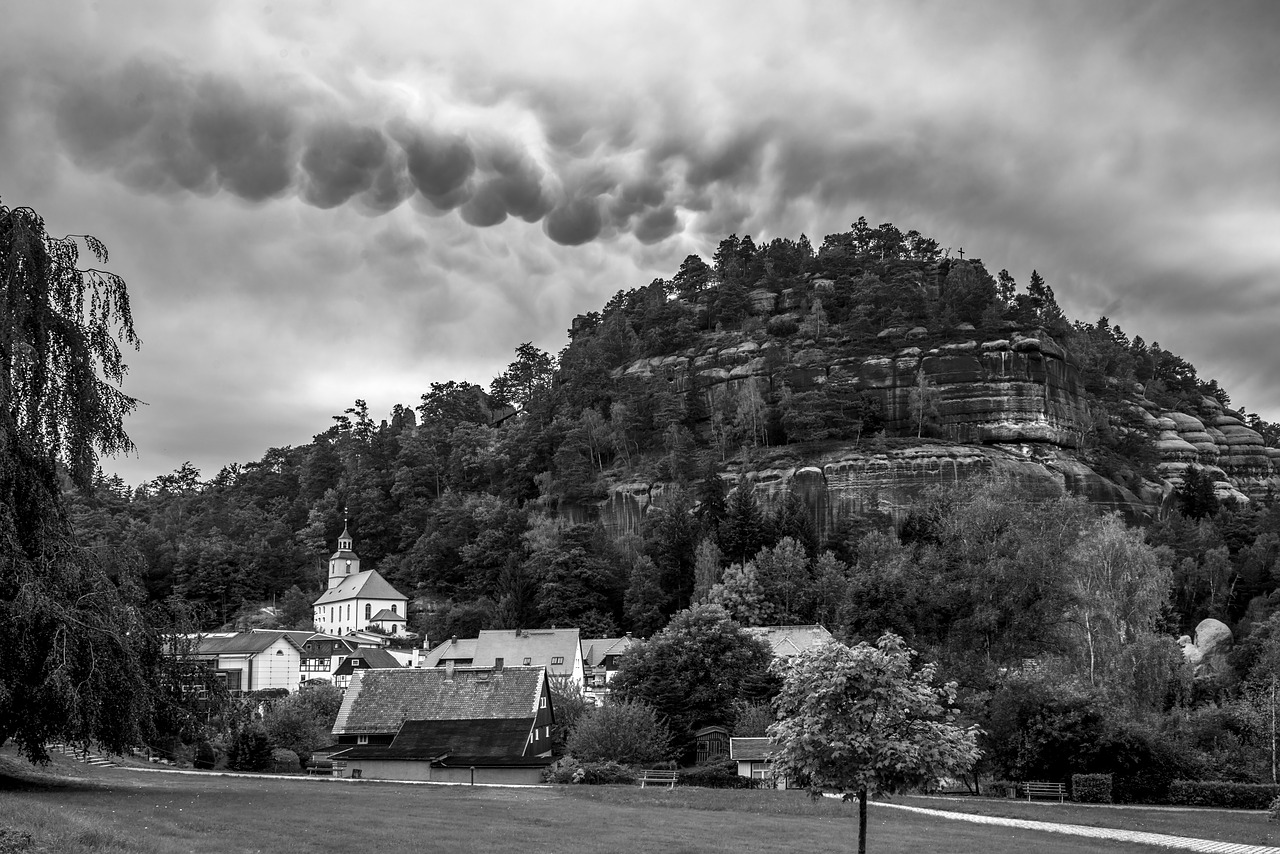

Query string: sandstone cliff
[590,325,1278,539]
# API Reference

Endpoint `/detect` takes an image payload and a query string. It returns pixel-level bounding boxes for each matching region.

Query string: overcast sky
[3,1,1278,487]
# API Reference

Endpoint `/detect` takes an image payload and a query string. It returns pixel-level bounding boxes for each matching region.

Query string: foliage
[548,674,588,752]
[1071,773,1113,803]
[678,758,759,789]
[611,604,775,760]
[542,756,638,785]
[0,200,170,763]
[566,700,673,765]
[271,748,301,774]
[1167,780,1280,810]
[226,723,274,772]
[261,684,343,766]
[770,633,980,853]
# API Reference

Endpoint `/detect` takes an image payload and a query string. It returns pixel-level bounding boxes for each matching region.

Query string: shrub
[1072,773,1113,804]
[271,748,301,773]
[678,759,758,789]
[767,315,800,337]
[567,700,673,765]
[193,741,216,770]
[986,780,1016,798]
[226,724,274,772]
[0,827,34,853]
[542,757,638,785]
[1270,796,1280,823]
[1168,780,1280,809]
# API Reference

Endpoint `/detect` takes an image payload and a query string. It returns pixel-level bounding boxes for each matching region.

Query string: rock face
[1179,618,1234,678]
[592,328,1278,539]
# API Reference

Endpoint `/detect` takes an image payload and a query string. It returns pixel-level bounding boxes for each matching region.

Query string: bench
[1022,781,1065,802]
[638,769,679,789]
[306,763,334,777]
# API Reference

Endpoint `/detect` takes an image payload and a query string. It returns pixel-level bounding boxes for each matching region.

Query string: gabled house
[423,628,584,688]
[730,737,791,789]
[298,635,359,685]
[332,647,403,690]
[581,634,637,704]
[329,664,555,784]
[312,524,409,636]
[189,631,306,694]
[744,625,834,659]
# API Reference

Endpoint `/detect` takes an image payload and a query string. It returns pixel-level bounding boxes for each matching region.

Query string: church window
[365,604,371,620]
[391,604,397,614]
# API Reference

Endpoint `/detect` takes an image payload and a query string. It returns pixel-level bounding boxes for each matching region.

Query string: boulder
[1180,618,1233,678]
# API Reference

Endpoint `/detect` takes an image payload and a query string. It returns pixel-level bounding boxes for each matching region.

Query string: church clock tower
[327,520,360,589]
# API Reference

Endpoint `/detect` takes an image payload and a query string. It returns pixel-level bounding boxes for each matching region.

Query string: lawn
[896,794,1280,847]
[0,753,1220,854]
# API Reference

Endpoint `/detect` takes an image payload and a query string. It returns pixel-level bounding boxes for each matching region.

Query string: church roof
[313,569,407,607]
[371,608,405,622]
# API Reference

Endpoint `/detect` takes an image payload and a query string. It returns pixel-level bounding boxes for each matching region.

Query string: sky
[2,1,1279,487]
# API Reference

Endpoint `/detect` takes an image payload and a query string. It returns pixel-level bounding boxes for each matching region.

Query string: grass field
[0,751,1262,854]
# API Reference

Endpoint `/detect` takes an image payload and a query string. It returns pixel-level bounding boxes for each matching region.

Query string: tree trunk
[858,788,868,854]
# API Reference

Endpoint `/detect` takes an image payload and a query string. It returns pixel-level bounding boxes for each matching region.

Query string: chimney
[515,628,522,636]
[625,632,632,638]
[450,635,457,645]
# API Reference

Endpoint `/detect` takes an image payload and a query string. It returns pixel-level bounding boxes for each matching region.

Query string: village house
[329,664,555,784]
[581,633,637,704]
[423,628,585,689]
[744,625,834,659]
[312,523,409,637]
[298,635,360,685]
[730,737,792,789]
[189,631,306,694]
[331,647,403,690]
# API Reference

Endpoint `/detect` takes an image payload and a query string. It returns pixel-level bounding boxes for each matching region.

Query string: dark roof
[729,737,776,761]
[313,569,408,606]
[303,637,358,656]
[333,666,547,736]
[371,608,405,622]
[333,648,403,675]
[333,718,535,761]
[582,636,637,667]
[193,632,305,656]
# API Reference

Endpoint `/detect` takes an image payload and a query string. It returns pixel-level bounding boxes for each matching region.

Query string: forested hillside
[69,218,1280,652]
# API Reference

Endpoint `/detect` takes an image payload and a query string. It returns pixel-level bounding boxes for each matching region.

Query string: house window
[523,657,531,666]
[540,696,547,709]
[551,656,564,665]
[357,735,368,745]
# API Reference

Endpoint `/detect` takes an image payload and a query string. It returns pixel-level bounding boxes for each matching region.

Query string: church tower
[327,519,360,589]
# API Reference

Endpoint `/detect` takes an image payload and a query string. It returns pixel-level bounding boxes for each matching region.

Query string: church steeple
[327,512,360,590]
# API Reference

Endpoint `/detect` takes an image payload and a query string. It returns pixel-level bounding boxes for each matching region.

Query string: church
[312,523,408,637]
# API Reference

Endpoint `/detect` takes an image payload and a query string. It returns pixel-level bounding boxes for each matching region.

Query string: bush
[0,827,34,853]
[226,724,274,772]
[678,759,758,789]
[1270,796,1280,823]
[1168,780,1280,809]
[542,757,638,785]
[193,741,216,770]
[567,700,673,765]
[985,780,1016,798]
[271,748,301,773]
[1072,773,1113,804]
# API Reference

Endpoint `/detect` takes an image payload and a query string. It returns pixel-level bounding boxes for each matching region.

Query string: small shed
[730,737,791,789]
[694,725,731,764]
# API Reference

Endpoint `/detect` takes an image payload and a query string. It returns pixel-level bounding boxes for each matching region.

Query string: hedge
[1168,781,1280,809]
[678,759,759,789]
[1072,773,1113,804]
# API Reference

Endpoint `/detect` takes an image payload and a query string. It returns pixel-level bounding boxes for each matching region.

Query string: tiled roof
[423,638,478,664]
[303,637,358,657]
[582,635,637,667]
[333,666,547,736]
[333,648,403,675]
[424,629,579,675]
[371,608,405,622]
[335,718,534,761]
[743,625,834,658]
[729,737,776,761]
[312,569,407,607]
[193,632,304,656]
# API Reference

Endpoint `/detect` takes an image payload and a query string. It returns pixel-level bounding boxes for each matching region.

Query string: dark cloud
[300,121,390,209]
[633,207,679,244]
[544,197,603,245]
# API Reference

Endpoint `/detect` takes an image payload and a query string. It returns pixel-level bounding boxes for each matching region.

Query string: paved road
[879,801,1280,854]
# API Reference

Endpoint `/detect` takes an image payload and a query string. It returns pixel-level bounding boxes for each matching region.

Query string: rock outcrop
[593,327,1278,539]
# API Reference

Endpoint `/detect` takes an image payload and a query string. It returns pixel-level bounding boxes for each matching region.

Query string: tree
[0,200,165,762]
[490,342,554,410]
[908,367,939,438]
[611,604,775,760]
[566,700,674,765]
[262,684,343,766]
[770,634,980,854]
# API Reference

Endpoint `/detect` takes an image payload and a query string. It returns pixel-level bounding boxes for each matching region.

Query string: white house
[190,631,305,694]
[422,628,585,689]
[312,524,409,637]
